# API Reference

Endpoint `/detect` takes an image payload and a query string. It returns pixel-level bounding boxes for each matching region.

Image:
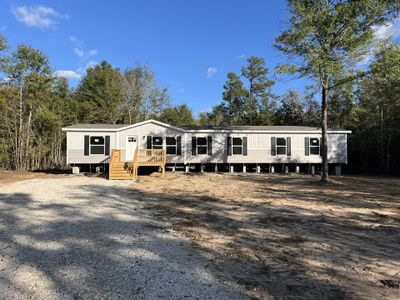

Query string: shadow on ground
[129,173,400,299]
[0,179,244,299]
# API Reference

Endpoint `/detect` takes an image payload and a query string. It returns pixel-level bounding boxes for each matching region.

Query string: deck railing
[133,149,166,165]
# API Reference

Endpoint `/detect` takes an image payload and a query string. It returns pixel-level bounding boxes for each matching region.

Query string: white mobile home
[62,119,350,175]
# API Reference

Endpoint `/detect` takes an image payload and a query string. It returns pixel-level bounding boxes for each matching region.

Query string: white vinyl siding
[64,120,349,165]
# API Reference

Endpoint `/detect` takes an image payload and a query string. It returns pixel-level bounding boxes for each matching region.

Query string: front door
[126,135,138,161]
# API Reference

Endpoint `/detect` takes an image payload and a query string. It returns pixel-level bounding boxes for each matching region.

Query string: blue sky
[1,1,399,114]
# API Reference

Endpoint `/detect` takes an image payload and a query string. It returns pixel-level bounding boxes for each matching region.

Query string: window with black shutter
[166,137,177,154]
[276,138,287,155]
[152,136,163,149]
[310,138,320,155]
[232,138,243,155]
[90,136,105,155]
[197,137,207,155]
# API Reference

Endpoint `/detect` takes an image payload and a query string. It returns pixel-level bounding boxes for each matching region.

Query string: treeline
[0,36,192,170]
[201,46,400,175]
[0,33,399,175]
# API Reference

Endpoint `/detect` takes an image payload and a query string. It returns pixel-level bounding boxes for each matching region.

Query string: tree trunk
[380,103,385,173]
[321,84,329,182]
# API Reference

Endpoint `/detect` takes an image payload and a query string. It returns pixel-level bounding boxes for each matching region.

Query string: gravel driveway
[0,176,245,299]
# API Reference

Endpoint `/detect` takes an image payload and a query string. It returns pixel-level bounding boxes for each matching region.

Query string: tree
[241,56,275,125]
[303,92,321,127]
[221,72,246,125]
[198,105,225,126]
[122,63,169,123]
[275,0,400,182]
[2,44,52,170]
[355,42,400,174]
[276,90,304,125]
[76,61,124,124]
[159,104,196,126]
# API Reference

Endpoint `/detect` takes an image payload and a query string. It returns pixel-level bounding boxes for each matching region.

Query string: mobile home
[62,119,350,176]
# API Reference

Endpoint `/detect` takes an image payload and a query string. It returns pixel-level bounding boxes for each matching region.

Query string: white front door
[126,135,138,161]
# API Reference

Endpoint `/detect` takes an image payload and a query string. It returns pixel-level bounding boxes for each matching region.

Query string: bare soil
[131,172,400,299]
[0,170,58,187]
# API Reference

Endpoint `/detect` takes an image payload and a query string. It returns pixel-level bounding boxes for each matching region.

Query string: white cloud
[207,67,217,78]
[54,70,81,80]
[358,18,400,66]
[11,5,68,29]
[374,18,400,40]
[69,35,97,59]
[69,35,82,46]
[87,49,98,57]
[235,54,246,60]
[74,48,85,57]
[77,60,98,74]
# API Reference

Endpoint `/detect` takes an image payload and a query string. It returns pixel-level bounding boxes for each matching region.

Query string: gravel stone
[0,177,246,299]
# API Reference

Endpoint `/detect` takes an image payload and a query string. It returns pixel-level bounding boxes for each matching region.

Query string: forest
[0,1,399,176]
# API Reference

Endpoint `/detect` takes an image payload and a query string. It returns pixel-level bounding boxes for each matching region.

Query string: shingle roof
[62,124,127,130]
[62,120,349,132]
[179,125,325,131]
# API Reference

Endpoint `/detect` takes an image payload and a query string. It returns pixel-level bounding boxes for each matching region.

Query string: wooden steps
[109,148,166,180]
[109,150,134,180]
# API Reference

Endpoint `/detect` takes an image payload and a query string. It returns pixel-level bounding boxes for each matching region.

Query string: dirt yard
[0,170,58,187]
[131,173,400,299]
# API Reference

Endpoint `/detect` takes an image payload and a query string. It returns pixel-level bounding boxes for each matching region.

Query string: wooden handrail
[110,149,121,164]
[133,149,166,164]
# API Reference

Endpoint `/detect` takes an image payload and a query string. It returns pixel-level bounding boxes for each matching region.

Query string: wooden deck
[108,149,166,180]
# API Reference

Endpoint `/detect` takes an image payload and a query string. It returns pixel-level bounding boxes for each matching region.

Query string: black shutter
[192,137,197,156]
[207,136,212,156]
[227,137,232,156]
[271,137,276,156]
[105,136,110,156]
[177,136,182,156]
[287,137,291,156]
[243,137,248,156]
[305,137,310,156]
[320,137,323,156]
[84,135,89,156]
[147,136,152,149]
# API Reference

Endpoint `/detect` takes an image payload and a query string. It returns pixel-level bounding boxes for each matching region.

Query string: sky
[1,1,399,115]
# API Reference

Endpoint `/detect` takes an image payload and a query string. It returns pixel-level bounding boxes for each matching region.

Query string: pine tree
[275,0,400,181]
[221,72,246,125]
[76,61,124,124]
[241,56,275,125]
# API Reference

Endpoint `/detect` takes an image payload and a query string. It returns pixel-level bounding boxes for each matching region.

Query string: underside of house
[61,119,351,179]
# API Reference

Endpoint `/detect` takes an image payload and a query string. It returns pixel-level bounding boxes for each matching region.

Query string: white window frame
[152,136,163,149]
[276,137,287,156]
[309,138,320,155]
[166,137,177,155]
[90,136,105,155]
[232,137,243,155]
[196,137,208,155]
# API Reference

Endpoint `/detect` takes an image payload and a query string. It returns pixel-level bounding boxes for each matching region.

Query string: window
[232,138,243,155]
[152,136,163,149]
[197,137,207,155]
[90,136,105,154]
[310,138,320,155]
[276,138,287,155]
[166,137,177,155]
[128,137,136,143]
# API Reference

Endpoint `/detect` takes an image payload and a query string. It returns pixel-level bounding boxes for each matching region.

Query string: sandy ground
[0,176,245,299]
[131,172,400,299]
[0,170,59,187]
